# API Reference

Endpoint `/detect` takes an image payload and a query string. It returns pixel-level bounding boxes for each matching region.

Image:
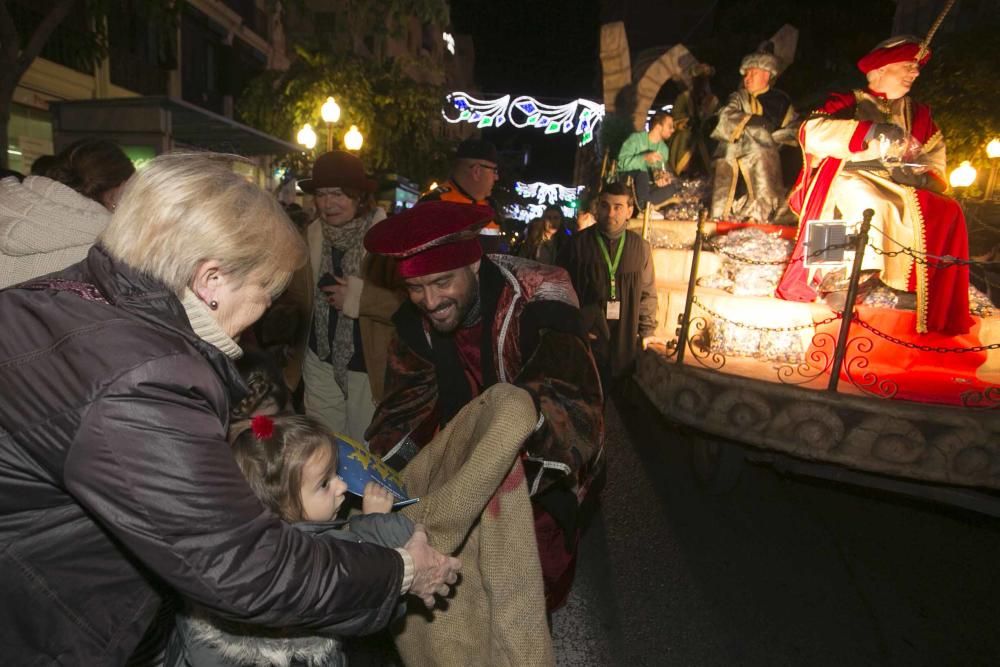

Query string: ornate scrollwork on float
[768,403,846,453]
[710,389,772,434]
[843,335,898,399]
[686,316,726,370]
[960,386,1000,410]
[844,416,930,467]
[776,330,837,386]
[671,372,713,419]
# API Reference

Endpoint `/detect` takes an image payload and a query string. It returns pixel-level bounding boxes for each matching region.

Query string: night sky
[448,0,905,185]
[450,0,602,185]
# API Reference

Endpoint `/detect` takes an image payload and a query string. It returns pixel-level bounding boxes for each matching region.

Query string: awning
[50,96,300,156]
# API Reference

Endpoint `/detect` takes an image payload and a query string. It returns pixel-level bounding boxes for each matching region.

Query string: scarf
[313,210,376,395]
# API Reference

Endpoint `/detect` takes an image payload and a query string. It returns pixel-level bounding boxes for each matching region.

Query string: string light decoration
[444,92,605,145]
[508,181,585,222]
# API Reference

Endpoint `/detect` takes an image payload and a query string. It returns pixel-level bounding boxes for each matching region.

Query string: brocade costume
[365,254,604,610]
[775,89,972,335]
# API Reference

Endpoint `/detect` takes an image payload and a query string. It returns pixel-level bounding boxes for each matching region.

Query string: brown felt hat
[298,151,375,194]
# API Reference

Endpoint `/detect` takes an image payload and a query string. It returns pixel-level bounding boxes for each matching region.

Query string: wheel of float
[690,434,745,494]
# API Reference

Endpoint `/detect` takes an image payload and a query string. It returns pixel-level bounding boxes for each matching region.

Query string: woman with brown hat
[297,151,401,443]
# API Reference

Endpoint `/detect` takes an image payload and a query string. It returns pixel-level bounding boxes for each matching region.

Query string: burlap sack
[396,383,554,666]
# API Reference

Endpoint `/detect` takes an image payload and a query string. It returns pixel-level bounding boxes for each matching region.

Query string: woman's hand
[403,525,461,608]
[362,481,393,514]
[320,276,349,310]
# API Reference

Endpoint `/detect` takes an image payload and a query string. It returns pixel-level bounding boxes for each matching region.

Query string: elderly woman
[298,151,401,443]
[0,137,135,288]
[0,153,460,665]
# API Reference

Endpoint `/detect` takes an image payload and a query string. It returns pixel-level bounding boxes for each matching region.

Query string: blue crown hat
[335,434,418,508]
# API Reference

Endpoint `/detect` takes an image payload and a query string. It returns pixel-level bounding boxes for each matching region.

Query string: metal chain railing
[689,296,998,353]
[852,316,1000,353]
[702,238,856,266]
[691,295,840,332]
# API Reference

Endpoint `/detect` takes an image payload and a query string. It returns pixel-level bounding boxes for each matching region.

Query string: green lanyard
[595,234,625,300]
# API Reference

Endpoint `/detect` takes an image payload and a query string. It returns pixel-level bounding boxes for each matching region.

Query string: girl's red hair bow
[251,414,275,440]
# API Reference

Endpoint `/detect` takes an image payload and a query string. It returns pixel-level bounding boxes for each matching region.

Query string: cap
[455,138,499,164]
[298,151,375,194]
[364,201,493,278]
[857,36,930,73]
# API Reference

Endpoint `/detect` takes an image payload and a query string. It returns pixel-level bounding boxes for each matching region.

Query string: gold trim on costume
[738,159,755,204]
[923,130,943,152]
[731,114,753,141]
[723,161,739,218]
[904,185,929,333]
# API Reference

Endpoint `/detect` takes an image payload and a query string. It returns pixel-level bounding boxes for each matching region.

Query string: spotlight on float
[949,160,976,189]
[344,125,363,152]
[296,123,317,150]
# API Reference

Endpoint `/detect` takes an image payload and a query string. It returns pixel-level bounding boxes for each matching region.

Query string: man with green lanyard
[557,181,660,389]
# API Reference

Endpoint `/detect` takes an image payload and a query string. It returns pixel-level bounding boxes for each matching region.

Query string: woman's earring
[209,300,219,310]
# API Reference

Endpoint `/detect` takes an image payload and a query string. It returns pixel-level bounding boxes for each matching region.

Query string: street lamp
[296,123,317,150]
[321,97,341,152]
[344,125,364,151]
[949,160,977,189]
[984,138,1000,201]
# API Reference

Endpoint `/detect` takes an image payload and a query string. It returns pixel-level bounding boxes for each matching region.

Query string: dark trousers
[624,170,682,209]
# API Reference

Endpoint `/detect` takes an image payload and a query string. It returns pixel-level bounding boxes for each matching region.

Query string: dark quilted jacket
[0,246,402,665]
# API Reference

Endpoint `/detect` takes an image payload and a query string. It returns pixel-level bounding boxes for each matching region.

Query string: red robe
[776,89,972,335]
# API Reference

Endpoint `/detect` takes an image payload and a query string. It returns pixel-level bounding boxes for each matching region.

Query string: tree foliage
[238,45,452,184]
[916,23,1000,196]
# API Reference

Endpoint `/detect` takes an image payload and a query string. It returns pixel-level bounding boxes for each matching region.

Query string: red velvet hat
[363,201,493,278]
[857,36,931,74]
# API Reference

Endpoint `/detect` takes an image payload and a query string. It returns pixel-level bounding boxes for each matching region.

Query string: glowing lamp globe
[296,123,317,150]
[949,161,977,188]
[321,97,341,124]
[988,139,1000,160]
[344,125,364,151]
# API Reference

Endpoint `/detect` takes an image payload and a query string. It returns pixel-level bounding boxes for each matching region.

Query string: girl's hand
[362,481,393,514]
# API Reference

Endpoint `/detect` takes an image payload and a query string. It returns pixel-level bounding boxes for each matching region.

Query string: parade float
[630,191,999,515]
[597,6,1000,516]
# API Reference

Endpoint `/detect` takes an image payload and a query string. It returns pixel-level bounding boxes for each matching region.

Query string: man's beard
[423,288,481,333]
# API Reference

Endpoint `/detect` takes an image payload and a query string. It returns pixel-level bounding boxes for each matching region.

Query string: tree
[0,0,177,169]
[238,45,453,185]
[917,22,1000,197]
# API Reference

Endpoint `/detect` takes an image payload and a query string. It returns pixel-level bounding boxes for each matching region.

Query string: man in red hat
[776,36,973,335]
[363,200,604,610]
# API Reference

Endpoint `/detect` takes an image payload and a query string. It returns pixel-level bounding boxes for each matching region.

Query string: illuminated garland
[508,180,584,223]
[443,92,604,145]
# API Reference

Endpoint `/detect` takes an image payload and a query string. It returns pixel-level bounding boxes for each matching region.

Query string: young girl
[164,411,413,667]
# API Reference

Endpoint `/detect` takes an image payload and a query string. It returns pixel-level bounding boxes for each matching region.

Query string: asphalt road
[551,386,1000,666]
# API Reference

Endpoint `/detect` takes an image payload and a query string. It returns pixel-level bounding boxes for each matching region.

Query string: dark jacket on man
[0,246,402,665]
[557,226,658,380]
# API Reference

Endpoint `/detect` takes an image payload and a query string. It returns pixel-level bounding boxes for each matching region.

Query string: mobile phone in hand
[317,272,338,289]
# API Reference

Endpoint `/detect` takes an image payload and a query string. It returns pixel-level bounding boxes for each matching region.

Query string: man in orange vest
[421,138,504,252]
